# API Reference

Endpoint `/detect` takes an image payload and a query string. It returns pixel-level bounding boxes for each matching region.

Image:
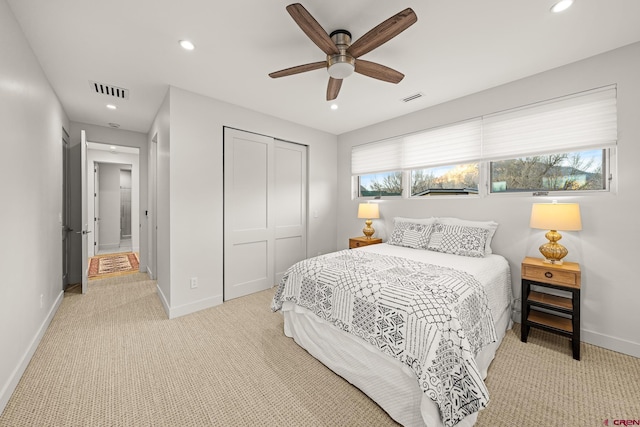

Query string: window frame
[353,147,615,200]
[486,147,615,198]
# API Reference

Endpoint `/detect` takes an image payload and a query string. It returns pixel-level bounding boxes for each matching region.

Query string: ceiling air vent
[89,81,129,100]
[401,92,424,103]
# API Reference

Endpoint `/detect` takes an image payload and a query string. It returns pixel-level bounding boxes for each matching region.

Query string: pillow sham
[427,223,490,258]
[387,217,436,249]
[436,217,498,255]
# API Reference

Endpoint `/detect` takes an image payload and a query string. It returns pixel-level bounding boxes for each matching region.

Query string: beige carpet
[1,274,638,427]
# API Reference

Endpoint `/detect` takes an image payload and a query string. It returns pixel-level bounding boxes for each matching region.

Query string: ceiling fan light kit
[269,3,417,101]
[327,30,355,79]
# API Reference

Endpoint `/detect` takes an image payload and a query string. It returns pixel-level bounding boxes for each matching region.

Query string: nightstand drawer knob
[545,272,553,278]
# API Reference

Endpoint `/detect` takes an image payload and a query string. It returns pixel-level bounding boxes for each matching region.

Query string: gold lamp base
[539,229,568,265]
[362,219,375,239]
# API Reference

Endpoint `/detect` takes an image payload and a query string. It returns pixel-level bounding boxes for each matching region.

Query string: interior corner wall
[153,86,338,319]
[0,0,70,413]
[147,90,171,312]
[68,122,148,283]
[336,42,640,358]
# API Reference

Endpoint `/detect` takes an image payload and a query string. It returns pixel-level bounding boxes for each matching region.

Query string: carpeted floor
[0,274,638,426]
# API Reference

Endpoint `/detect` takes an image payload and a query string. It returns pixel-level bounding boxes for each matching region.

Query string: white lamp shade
[530,203,582,231]
[357,203,379,219]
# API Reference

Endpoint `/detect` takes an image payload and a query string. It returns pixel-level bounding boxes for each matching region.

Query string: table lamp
[357,203,379,239]
[530,202,582,264]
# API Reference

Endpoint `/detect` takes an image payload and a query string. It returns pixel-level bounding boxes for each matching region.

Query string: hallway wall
[0,0,70,413]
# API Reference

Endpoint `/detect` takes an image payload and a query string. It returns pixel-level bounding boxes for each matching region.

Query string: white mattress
[281,244,513,427]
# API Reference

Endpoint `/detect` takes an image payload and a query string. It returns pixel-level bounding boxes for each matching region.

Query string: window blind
[351,120,481,175]
[482,85,617,160]
[351,85,617,175]
[402,119,482,169]
[351,137,403,175]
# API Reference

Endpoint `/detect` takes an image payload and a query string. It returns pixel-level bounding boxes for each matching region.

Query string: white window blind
[482,85,617,160]
[351,85,617,175]
[351,137,403,175]
[351,120,481,175]
[402,119,482,169]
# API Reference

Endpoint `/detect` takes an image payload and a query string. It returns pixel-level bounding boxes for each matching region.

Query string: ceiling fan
[269,3,417,101]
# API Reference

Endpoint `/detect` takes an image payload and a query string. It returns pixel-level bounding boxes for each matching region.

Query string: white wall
[337,42,640,357]
[0,0,69,412]
[148,86,338,318]
[69,123,148,280]
[147,91,171,304]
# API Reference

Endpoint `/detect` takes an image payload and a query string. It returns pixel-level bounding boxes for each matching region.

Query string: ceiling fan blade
[354,59,404,84]
[327,77,342,101]
[269,61,327,78]
[347,8,417,59]
[286,3,339,55]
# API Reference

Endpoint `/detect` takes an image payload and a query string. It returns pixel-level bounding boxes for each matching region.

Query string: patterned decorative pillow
[437,218,498,255]
[388,221,433,249]
[427,223,490,258]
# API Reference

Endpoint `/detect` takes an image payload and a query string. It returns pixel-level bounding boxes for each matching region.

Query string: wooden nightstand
[521,256,581,360]
[349,236,382,249]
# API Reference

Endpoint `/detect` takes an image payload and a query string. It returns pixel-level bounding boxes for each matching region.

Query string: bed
[271,218,513,427]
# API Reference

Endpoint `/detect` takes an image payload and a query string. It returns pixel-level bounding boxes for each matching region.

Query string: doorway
[61,128,71,290]
[85,142,140,258]
[92,162,133,255]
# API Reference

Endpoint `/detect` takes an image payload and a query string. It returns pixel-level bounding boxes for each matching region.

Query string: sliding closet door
[224,128,275,300]
[274,140,307,284]
[224,129,308,301]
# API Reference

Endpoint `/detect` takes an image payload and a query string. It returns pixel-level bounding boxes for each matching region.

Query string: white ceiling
[7,0,640,135]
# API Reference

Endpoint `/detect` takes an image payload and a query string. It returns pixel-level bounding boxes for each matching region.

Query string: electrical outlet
[190,277,198,289]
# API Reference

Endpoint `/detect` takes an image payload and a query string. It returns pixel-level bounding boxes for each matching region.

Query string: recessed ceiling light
[550,0,574,13]
[330,104,338,110]
[110,146,116,150]
[108,122,120,128]
[106,104,117,110]
[179,40,195,51]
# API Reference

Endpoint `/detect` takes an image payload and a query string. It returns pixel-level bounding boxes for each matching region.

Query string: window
[358,172,402,197]
[490,149,607,193]
[351,85,617,199]
[411,163,479,196]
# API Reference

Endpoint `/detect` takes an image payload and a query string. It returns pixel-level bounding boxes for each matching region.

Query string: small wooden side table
[349,236,382,249]
[521,256,581,360]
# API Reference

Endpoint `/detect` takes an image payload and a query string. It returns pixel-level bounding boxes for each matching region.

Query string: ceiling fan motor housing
[327,30,355,79]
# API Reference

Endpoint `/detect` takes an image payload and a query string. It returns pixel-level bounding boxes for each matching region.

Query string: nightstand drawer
[522,265,578,288]
[349,237,382,248]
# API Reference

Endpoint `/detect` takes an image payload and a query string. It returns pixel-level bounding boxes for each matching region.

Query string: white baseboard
[168,295,223,319]
[156,284,171,318]
[155,284,222,319]
[582,329,640,358]
[0,290,64,414]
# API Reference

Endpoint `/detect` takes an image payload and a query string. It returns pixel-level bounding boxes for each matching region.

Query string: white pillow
[388,217,437,249]
[393,217,438,226]
[436,218,499,255]
[427,223,490,258]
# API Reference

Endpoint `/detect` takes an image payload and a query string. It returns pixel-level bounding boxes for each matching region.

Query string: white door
[223,128,308,301]
[80,130,91,294]
[224,128,275,300]
[274,140,307,284]
[93,163,100,256]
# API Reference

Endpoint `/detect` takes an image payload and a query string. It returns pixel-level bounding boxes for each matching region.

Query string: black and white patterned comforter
[271,249,497,427]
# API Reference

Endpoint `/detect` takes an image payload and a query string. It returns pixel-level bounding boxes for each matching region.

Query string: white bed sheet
[280,244,513,427]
